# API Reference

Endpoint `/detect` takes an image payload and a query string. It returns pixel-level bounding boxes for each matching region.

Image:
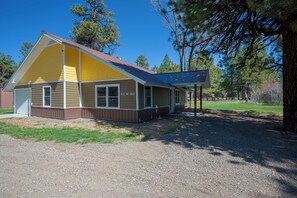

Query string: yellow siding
[18,44,63,84]
[81,52,127,81]
[65,46,79,81]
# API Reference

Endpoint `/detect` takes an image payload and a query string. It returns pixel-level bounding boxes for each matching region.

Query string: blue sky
[0,0,217,67]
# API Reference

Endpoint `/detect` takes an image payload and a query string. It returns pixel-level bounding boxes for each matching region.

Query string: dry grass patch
[1,116,187,140]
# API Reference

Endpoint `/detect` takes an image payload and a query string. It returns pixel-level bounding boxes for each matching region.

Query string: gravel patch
[0,113,296,197]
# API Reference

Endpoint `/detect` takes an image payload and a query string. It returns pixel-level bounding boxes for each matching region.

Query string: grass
[0,108,13,114]
[195,100,282,115]
[0,122,142,144]
[161,127,179,135]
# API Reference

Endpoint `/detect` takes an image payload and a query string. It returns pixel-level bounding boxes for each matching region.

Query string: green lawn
[193,100,283,115]
[0,108,13,114]
[0,122,142,144]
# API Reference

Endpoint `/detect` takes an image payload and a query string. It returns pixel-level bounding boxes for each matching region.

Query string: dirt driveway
[0,113,297,197]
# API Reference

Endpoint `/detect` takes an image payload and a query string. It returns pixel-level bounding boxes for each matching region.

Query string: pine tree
[135,55,149,69]
[0,52,16,88]
[19,41,33,64]
[70,0,120,54]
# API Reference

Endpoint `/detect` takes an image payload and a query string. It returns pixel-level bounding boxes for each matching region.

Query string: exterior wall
[81,108,138,122]
[81,106,169,122]
[138,85,170,110]
[138,107,169,122]
[81,52,128,81]
[82,79,136,109]
[153,87,169,108]
[31,107,81,120]
[0,89,13,108]
[18,44,63,85]
[66,82,80,108]
[65,46,79,81]
[30,82,64,108]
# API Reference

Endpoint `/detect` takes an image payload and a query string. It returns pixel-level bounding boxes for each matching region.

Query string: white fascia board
[44,34,62,44]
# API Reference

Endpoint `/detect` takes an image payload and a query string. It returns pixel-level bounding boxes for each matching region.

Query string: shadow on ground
[149,112,297,196]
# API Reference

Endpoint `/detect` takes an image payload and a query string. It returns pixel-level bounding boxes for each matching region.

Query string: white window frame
[144,86,153,108]
[43,86,51,107]
[95,84,120,109]
[175,89,180,105]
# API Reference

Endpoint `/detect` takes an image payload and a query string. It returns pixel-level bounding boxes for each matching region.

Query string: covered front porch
[154,70,211,116]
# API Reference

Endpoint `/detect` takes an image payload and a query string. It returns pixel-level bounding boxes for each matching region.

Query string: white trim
[95,84,120,109]
[16,80,80,86]
[144,86,153,109]
[62,45,66,109]
[42,86,51,108]
[81,78,130,83]
[135,81,139,110]
[78,50,82,108]
[43,34,62,44]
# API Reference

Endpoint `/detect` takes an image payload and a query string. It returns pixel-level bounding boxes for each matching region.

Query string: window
[175,90,180,104]
[96,85,119,108]
[144,86,152,108]
[43,86,51,107]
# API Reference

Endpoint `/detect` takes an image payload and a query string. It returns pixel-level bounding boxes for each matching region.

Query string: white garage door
[14,89,31,115]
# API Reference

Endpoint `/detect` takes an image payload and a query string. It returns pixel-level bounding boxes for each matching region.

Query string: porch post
[200,86,203,113]
[194,84,197,116]
[189,91,192,108]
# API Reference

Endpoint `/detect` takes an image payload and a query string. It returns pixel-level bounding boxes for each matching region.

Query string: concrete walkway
[0,114,28,119]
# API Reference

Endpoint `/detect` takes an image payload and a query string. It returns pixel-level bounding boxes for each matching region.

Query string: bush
[251,81,283,104]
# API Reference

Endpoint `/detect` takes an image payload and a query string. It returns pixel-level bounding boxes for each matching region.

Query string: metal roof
[154,70,210,88]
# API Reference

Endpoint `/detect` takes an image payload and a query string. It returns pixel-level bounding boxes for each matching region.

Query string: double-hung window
[43,86,51,107]
[175,90,180,104]
[96,85,119,108]
[144,86,152,108]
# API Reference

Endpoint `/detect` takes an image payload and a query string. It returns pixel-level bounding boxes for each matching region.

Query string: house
[4,32,210,122]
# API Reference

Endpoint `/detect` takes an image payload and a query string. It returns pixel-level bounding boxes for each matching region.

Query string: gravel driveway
[1,113,297,197]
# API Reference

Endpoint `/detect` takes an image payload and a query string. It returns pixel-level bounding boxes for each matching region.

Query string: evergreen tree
[191,52,223,98]
[158,54,179,73]
[135,55,149,69]
[19,41,33,64]
[0,52,16,88]
[70,0,120,54]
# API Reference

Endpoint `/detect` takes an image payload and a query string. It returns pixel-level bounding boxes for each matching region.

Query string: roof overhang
[170,71,211,89]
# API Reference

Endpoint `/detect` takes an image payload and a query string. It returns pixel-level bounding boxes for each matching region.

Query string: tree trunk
[282,28,297,132]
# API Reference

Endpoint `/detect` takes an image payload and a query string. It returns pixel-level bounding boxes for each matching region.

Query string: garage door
[14,89,31,115]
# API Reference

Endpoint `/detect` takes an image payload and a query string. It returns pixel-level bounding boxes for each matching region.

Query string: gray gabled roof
[154,70,210,88]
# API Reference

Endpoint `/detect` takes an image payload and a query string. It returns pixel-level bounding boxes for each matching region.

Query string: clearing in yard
[192,100,283,115]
